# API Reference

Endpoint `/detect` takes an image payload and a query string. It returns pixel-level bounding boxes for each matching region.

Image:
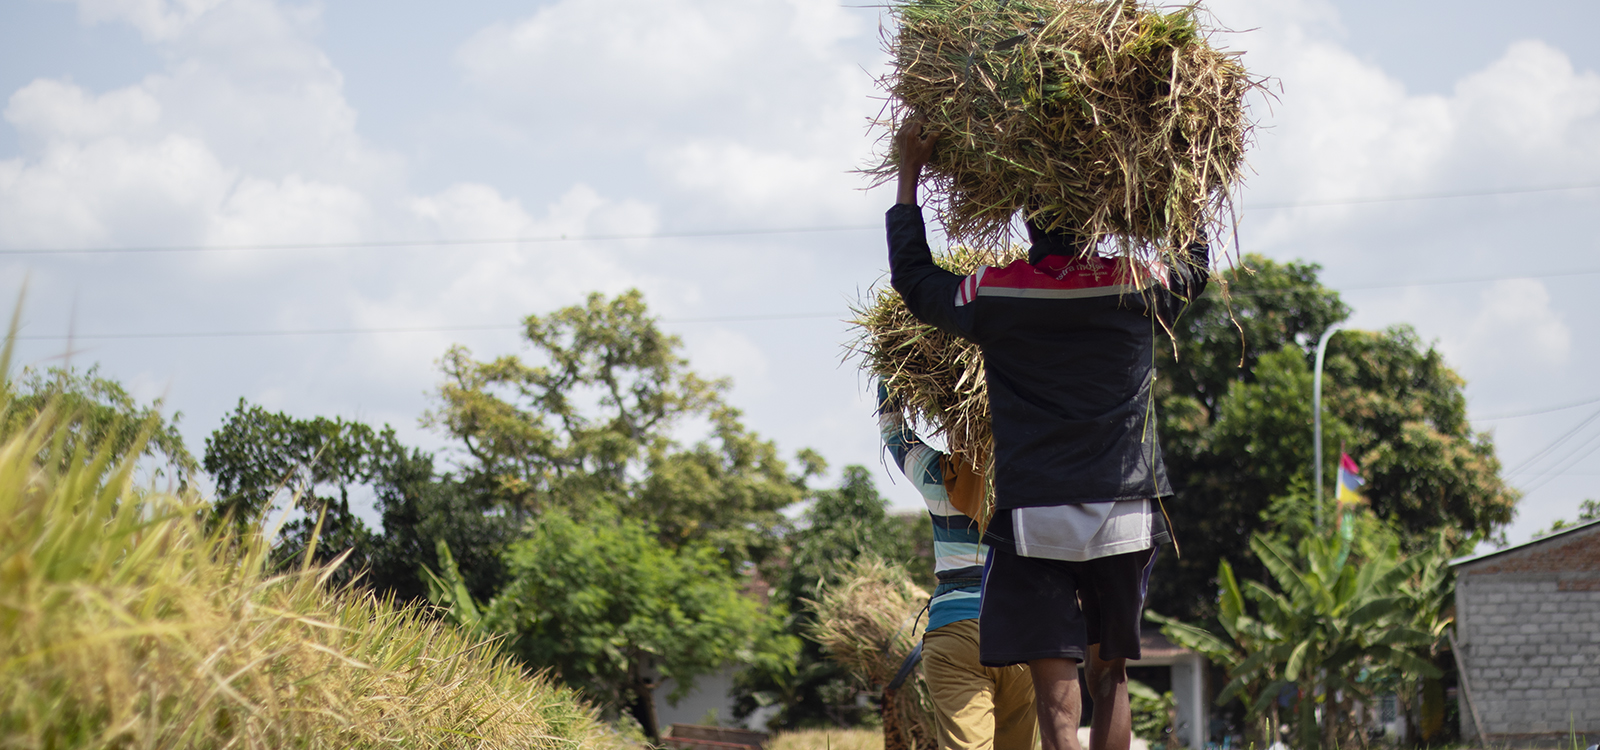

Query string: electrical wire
[1502,405,1600,477]
[0,225,881,256]
[1217,264,1600,297]
[1517,430,1600,495]
[1473,394,1600,422]
[1243,180,1600,210]
[11,312,845,342]
[8,255,1598,340]
[2,179,1595,257]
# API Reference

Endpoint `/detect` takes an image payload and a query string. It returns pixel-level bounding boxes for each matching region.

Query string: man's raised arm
[886,117,973,340]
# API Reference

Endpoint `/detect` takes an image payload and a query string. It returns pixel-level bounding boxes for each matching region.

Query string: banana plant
[1150,530,1441,749]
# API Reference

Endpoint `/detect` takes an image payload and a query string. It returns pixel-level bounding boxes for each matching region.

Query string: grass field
[0,351,628,749]
[769,729,884,750]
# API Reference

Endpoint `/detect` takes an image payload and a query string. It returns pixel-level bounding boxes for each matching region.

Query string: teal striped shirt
[879,392,986,632]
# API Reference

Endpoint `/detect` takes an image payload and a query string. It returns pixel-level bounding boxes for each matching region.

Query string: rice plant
[0,324,628,749]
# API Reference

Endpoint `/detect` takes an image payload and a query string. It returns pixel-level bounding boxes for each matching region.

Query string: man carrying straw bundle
[885,118,1207,750]
[877,381,1037,750]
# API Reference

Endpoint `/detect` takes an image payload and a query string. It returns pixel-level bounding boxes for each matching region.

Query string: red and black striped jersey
[886,203,1208,511]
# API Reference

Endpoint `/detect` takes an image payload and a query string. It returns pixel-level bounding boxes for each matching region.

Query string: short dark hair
[1024,217,1089,264]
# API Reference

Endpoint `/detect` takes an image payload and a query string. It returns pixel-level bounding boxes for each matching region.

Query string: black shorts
[977,546,1158,667]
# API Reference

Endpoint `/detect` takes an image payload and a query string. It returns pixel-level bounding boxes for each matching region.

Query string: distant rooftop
[1449,517,1600,569]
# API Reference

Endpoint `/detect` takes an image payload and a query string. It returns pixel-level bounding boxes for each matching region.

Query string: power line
[3,179,1595,257]
[0,225,881,257]
[10,251,1600,340]
[1517,429,1600,495]
[9,252,1599,341]
[1336,266,1600,291]
[1243,180,1600,210]
[11,312,845,342]
[15,324,519,341]
[1503,405,1600,477]
[1217,264,1600,298]
[1473,394,1600,422]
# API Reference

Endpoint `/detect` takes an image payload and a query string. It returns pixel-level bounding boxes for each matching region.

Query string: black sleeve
[886,204,977,341]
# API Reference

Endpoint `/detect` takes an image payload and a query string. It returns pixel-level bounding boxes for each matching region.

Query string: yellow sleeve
[939,452,988,524]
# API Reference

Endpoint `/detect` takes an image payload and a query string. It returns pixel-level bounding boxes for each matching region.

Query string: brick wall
[1454,524,1600,739]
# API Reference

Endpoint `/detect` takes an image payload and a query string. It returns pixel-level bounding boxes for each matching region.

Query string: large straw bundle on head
[807,556,937,750]
[848,246,1021,480]
[870,0,1259,259]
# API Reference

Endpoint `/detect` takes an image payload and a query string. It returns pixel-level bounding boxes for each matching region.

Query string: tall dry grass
[0,334,628,748]
[768,729,883,750]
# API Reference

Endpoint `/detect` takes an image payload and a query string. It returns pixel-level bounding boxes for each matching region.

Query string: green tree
[1152,256,1517,621]
[3,365,195,484]
[203,400,387,572]
[429,510,793,743]
[1323,328,1515,539]
[203,400,511,600]
[426,289,817,566]
[733,465,922,730]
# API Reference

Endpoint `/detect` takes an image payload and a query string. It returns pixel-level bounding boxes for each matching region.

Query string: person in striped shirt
[878,383,1037,750]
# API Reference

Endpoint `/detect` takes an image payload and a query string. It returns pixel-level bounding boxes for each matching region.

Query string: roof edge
[1449,517,1600,568]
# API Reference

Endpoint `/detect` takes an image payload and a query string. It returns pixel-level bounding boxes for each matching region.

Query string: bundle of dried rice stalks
[807,556,936,750]
[847,246,1021,482]
[808,556,929,686]
[869,0,1261,260]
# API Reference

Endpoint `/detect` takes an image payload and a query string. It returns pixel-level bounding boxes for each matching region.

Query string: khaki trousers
[923,619,1038,750]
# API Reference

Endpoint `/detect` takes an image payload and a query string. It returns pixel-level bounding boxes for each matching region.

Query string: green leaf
[1147,615,1237,660]
[1374,627,1434,647]
[1251,534,1312,604]
[1218,559,1245,629]
[1249,679,1294,716]
[1346,596,1404,627]
[1284,640,1312,681]
[1127,679,1162,702]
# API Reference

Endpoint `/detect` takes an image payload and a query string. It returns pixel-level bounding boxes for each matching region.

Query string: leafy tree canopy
[202,400,511,600]
[429,510,794,743]
[1153,255,1517,620]
[426,289,819,566]
[3,365,195,484]
[203,399,390,563]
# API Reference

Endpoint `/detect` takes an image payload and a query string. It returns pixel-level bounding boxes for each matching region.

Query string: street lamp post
[1312,325,1342,531]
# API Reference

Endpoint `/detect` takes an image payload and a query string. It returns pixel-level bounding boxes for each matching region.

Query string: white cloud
[654,140,868,221]
[457,0,866,119]
[398,182,662,323]
[1441,278,1571,370]
[0,130,231,247]
[66,0,232,42]
[453,0,884,220]
[408,182,658,243]
[5,79,162,143]
[207,175,370,248]
[1449,40,1600,167]
[684,327,771,394]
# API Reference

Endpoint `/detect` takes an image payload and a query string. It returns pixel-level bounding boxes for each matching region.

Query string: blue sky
[3,0,1599,545]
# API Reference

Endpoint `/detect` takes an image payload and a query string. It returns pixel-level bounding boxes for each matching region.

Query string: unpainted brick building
[1450,519,1600,745]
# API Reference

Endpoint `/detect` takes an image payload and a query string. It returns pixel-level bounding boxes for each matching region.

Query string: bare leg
[1084,644,1130,750]
[1029,658,1083,750]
